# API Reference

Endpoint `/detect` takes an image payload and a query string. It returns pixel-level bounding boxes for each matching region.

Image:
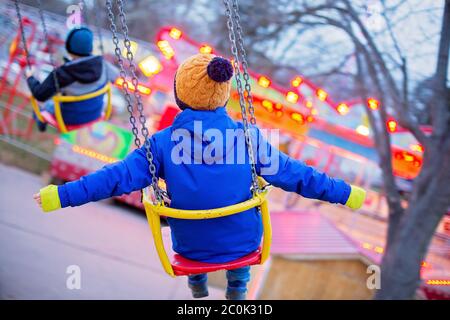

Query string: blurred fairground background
[0,0,448,300]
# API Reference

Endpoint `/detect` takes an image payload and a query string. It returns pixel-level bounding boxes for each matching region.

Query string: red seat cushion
[171,247,262,276]
[41,111,104,132]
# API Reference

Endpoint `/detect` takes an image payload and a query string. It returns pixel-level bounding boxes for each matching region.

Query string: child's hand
[36,185,61,212]
[33,192,42,208]
[25,67,35,78]
[345,185,366,210]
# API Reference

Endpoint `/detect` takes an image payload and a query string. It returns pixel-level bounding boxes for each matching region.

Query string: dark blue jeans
[188,266,251,293]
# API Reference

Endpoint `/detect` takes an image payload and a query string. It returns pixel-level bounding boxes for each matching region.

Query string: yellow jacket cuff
[40,184,62,212]
[345,185,366,210]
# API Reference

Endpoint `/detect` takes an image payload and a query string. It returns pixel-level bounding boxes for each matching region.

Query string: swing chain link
[80,0,105,55]
[105,0,140,148]
[36,0,61,94]
[223,0,260,194]
[107,0,162,202]
[231,0,257,126]
[13,0,31,69]
[94,9,105,55]
[80,0,89,26]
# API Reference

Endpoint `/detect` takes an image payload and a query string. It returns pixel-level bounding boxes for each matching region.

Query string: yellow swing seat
[30,82,113,133]
[142,177,272,277]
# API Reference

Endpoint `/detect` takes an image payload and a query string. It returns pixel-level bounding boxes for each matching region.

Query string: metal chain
[94,8,105,55]
[36,0,60,94]
[80,0,104,55]
[80,0,90,26]
[13,0,31,69]
[105,0,140,148]
[231,0,257,126]
[223,0,260,194]
[107,0,162,201]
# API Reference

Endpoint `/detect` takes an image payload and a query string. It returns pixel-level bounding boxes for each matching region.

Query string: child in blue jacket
[26,27,119,132]
[34,53,365,300]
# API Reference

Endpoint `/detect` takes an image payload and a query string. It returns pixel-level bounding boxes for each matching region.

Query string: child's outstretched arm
[34,138,161,212]
[254,128,365,210]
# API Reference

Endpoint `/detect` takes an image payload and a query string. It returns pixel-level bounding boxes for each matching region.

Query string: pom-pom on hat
[174,53,233,110]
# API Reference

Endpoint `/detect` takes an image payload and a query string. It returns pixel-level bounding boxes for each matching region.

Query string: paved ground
[0,163,224,299]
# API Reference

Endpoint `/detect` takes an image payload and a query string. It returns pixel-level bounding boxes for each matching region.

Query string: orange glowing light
[291,76,303,87]
[115,78,152,95]
[426,280,450,286]
[368,98,379,110]
[169,27,182,40]
[199,44,213,54]
[305,100,313,108]
[9,38,18,55]
[410,144,424,153]
[374,246,384,254]
[387,119,398,132]
[362,243,373,250]
[306,115,314,122]
[311,108,318,115]
[138,55,162,76]
[275,111,283,117]
[291,112,304,123]
[403,153,415,162]
[316,89,328,101]
[258,76,271,88]
[157,40,175,59]
[337,103,350,115]
[286,91,299,104]
[274,103,283,110]
[261,100,273,111]
[72,145,118,164]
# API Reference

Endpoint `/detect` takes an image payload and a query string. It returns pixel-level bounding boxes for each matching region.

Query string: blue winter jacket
[57,107,351,263]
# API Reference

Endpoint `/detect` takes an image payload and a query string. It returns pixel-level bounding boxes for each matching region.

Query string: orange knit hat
[174,53,234,110]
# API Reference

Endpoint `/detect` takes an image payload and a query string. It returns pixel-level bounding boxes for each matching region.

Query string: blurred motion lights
[337,103,350,115]
[291,76,303,87]
[72,145,118,164]
[356,125,370,136]
[138,55,162,76]
[258,76,271,88]
[115,78,152,95]
[290,112,304,123]
[199,45,213,54]
[286,91,299,104]
[387,119,398,132]
[368,98,379,110]
[426,280,450,286]
[157,40,175,59]
[316,89,327,101]
[169,27,182,40]
[261,100,273,112]
[410,144,424,153]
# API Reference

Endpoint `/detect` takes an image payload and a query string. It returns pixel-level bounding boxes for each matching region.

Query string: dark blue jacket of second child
[27,55,118,125]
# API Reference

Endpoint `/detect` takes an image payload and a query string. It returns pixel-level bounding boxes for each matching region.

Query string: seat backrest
[55,84,109,125]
